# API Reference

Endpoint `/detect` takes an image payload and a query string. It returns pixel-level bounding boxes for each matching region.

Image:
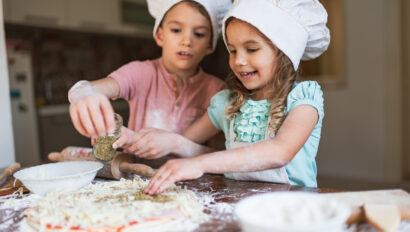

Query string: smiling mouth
[238,71,257,79]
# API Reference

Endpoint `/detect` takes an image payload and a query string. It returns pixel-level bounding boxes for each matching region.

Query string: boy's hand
[113,127,177,159]
[68,80,116,139]
[144,158,204,195]
[69,93,115,139]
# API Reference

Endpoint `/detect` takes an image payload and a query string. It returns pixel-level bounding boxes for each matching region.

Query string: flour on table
[0,190,39,231]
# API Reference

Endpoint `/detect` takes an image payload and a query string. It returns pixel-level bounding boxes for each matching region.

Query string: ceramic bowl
[14,161,103,196]
[235,192,351,232]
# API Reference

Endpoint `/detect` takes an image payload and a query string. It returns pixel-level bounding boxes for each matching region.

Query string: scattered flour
[0,190,39,232]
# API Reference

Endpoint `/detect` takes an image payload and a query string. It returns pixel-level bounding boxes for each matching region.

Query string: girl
[145,0,330,194]
[68,0,231,149]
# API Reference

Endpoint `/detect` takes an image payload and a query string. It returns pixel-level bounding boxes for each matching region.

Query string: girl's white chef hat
[147,0,232,51]
[222,0,330,70]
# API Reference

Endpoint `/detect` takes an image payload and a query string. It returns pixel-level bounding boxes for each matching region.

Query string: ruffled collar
[233,99,271,143]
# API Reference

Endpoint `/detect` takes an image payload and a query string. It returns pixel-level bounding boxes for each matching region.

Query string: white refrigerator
[7,47,40,165]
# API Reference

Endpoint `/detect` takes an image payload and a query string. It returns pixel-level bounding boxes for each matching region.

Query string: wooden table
[183,174,339,232]
[0,173,338,232]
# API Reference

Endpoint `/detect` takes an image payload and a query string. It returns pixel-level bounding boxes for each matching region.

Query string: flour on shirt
[145,109,178,132]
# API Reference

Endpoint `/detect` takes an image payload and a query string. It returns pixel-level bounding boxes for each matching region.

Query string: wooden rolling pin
[0,162,21,186]
[48,146,155,179]
[0,162,30,196]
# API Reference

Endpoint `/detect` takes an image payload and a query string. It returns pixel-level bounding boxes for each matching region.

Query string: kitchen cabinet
[4,0,67,27]
[3,0,10,22]
[38,112,91,161]
[3,0,152,37]
[37,101,129,161]
[66,0,116,32]
[114,0,153,37]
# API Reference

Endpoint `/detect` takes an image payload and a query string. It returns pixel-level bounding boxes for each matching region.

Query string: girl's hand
[145,158,204,195]
[113,127,178,159]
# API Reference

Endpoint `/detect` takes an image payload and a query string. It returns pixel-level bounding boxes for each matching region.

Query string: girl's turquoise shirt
[207,81,324,187]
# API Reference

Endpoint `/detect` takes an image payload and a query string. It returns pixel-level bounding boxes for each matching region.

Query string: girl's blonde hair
[226,49,297,137]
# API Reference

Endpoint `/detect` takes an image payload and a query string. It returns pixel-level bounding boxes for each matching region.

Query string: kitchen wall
[316,0,403,188]
[0,1,15,168]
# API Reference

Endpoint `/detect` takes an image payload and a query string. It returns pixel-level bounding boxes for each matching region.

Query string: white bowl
[14,161,103,196]
[235,192,351,232]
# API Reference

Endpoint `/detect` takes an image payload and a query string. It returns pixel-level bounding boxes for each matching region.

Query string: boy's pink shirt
[109,58,226,133]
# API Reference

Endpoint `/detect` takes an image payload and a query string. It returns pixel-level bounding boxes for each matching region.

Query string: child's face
[154,2,213,76]
[226,19,278,99]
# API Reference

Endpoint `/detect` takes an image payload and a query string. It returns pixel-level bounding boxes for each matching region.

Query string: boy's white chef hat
[222,0,330,70]
[147,0,232,51]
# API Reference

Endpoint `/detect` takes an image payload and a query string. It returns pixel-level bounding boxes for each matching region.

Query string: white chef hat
[222,0,330,70]
[147,0,232,52]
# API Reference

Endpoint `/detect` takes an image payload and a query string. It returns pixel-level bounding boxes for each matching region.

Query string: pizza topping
[25,178,209,231]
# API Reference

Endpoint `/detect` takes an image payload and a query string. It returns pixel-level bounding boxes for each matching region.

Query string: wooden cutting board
[0,177,29,196]
[323,189,410,223]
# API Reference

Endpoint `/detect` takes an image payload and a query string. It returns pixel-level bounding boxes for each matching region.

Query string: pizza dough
[25,178,209,231]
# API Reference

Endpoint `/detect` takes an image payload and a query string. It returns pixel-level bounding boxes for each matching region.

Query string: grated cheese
[25,178,209,231]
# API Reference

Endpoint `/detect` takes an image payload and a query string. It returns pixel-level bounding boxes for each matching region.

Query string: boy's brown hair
[158,1,213,47]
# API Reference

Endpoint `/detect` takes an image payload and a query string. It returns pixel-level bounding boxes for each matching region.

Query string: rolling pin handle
[119,162,155,177]
[6,163,21,175]
[48,152,61,161]
[0,162,21,179]
[48,147,95,162]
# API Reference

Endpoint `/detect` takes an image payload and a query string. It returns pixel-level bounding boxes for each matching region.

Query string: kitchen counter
[36,100,130,161]
[180,174,338,231]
